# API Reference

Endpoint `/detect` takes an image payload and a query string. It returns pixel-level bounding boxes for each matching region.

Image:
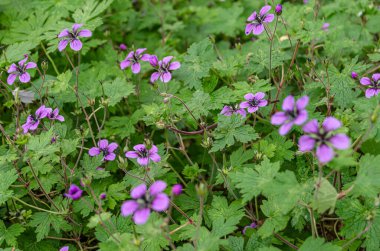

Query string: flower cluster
[7,55,36,85]
[22,105,64,134]
[119,48,181,83]
[121,181,170,224]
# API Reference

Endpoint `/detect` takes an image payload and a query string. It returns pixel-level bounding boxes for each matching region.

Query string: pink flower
[221,105,246,117]
[360,73,380,98]
[240,92,268,113]
[89,139,118,161]
[121,181,170,225]
[119,43,127,51]
[120,48,150,74]
[47,108,65,122]
[322,23,330,31]
[125,144,161,166]
[58,24,92,51]
[298,117,351,163]
[245,5,275,36]
[172,184,183,196]
[65,184,83,200]
[149,55,181,83]
[7,55,37,85]
[22,105,51,134]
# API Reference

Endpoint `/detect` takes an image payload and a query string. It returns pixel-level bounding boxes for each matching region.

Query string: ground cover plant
[1,0,380,250]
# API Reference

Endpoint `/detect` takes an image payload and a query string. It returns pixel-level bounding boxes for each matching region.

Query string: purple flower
[245,5,275,36]
[242,222,257,235]
[299,117,351,163]
[322,23,330,31]
[351,72,358,79]
[125,144,161,166]
[360,73,380,98]
[221,105,247,117]
[271,95,309,135]
[100,193,107,200]
[89,139,118,161]
[120,48,150,74]
[7,55,37,85]
[275,4,282,15]
[65,184,83,200]
[121,181,170,225]
[22,105,51,134]
[172,184,183,196]
[240,92,268,113]
[58,24,92,52]
[47,108,65,122]
[60,246,69,251]
[149,55,181,83]
[119,43,127,51]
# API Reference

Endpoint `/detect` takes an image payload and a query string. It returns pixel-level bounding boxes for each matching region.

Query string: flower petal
[372,73,380,82]
[329,134,350,150]
[137,157,149,166]
[252,24,264,35]
[322,117,341,132]
[140,54,151,61]
[162,56,173,65]
[131,183,147,199]
[279,122,294,135]
[245,24,254,35]
[298,135,315,152]
[244,93,254,101]
[294,110,308,125]
[247,106,259,113]
[258,99,268,107]
[247,11,257,21]
[19,72,31,83]
[133,144,146,152]
[150,72,160,83]
[135,48,147,56]
[98,139,109,149]
[125,151,139,158]
[296,96,309,110]
[239,101,250,109]
[169,61,181,70]
[104,153,116,161]
[151,193,170,211]
[259,5,272,16]
[262,14,275,23]
[365,88,377,98]
[149,55,159,67]
[161,72,172,83]
[360,77,371,86]
[121,200,139,216]
[25,62,37,69]
[149,180,167,195]
[58,40,68,51]
[271,112,287,125]
[282,95,295,112]
[70,39,83,51]
[253,92,265,100]
[58,29,70,38]
[77,29,92,37]
[108,143,118,152]
[72,23,83,33]
[120,59,131,69]
[133,208,151,225]
[89,147,101,156]
[316,144,335,163]
[303,119,319,134]
[7,63,17,73]
[131,62,141,74]
[221,106,233,116]
[7,74,17,85]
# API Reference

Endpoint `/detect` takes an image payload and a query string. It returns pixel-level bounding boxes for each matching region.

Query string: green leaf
[29,212,71,241]
[0,169,18,205]
[81,154,110,179]
[258,200,289,238]
[87,212,112,228]
[230,158,280,202]
[210,114,259,152]
[208,196,245,237]
[313,178,337,214]
[177,38,216,90]
[103,77,135,107]
[299,237,341,251]
[0,221,25,246]
[352,154,380,198]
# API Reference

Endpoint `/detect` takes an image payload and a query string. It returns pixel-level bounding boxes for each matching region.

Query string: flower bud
[195,182,207,197]
[156,120,166,129]
[119,43,127,51]
[172,184,183,196]
[275,4,282,15]
[100,193,107,200]
[351,71,358,79]
[41,60,48,73]
[163,97,170,104]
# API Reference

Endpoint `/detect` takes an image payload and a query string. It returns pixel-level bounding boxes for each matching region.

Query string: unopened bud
[196,182,207,197]
[41,60,48,73]
[275,4,282,15]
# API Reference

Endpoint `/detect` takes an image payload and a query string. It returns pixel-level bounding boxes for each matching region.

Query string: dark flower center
[138,149,149,158]
[137,193,152,209]
[249,99,259,107]
[101,148,109,157]
[371,79,379,88]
